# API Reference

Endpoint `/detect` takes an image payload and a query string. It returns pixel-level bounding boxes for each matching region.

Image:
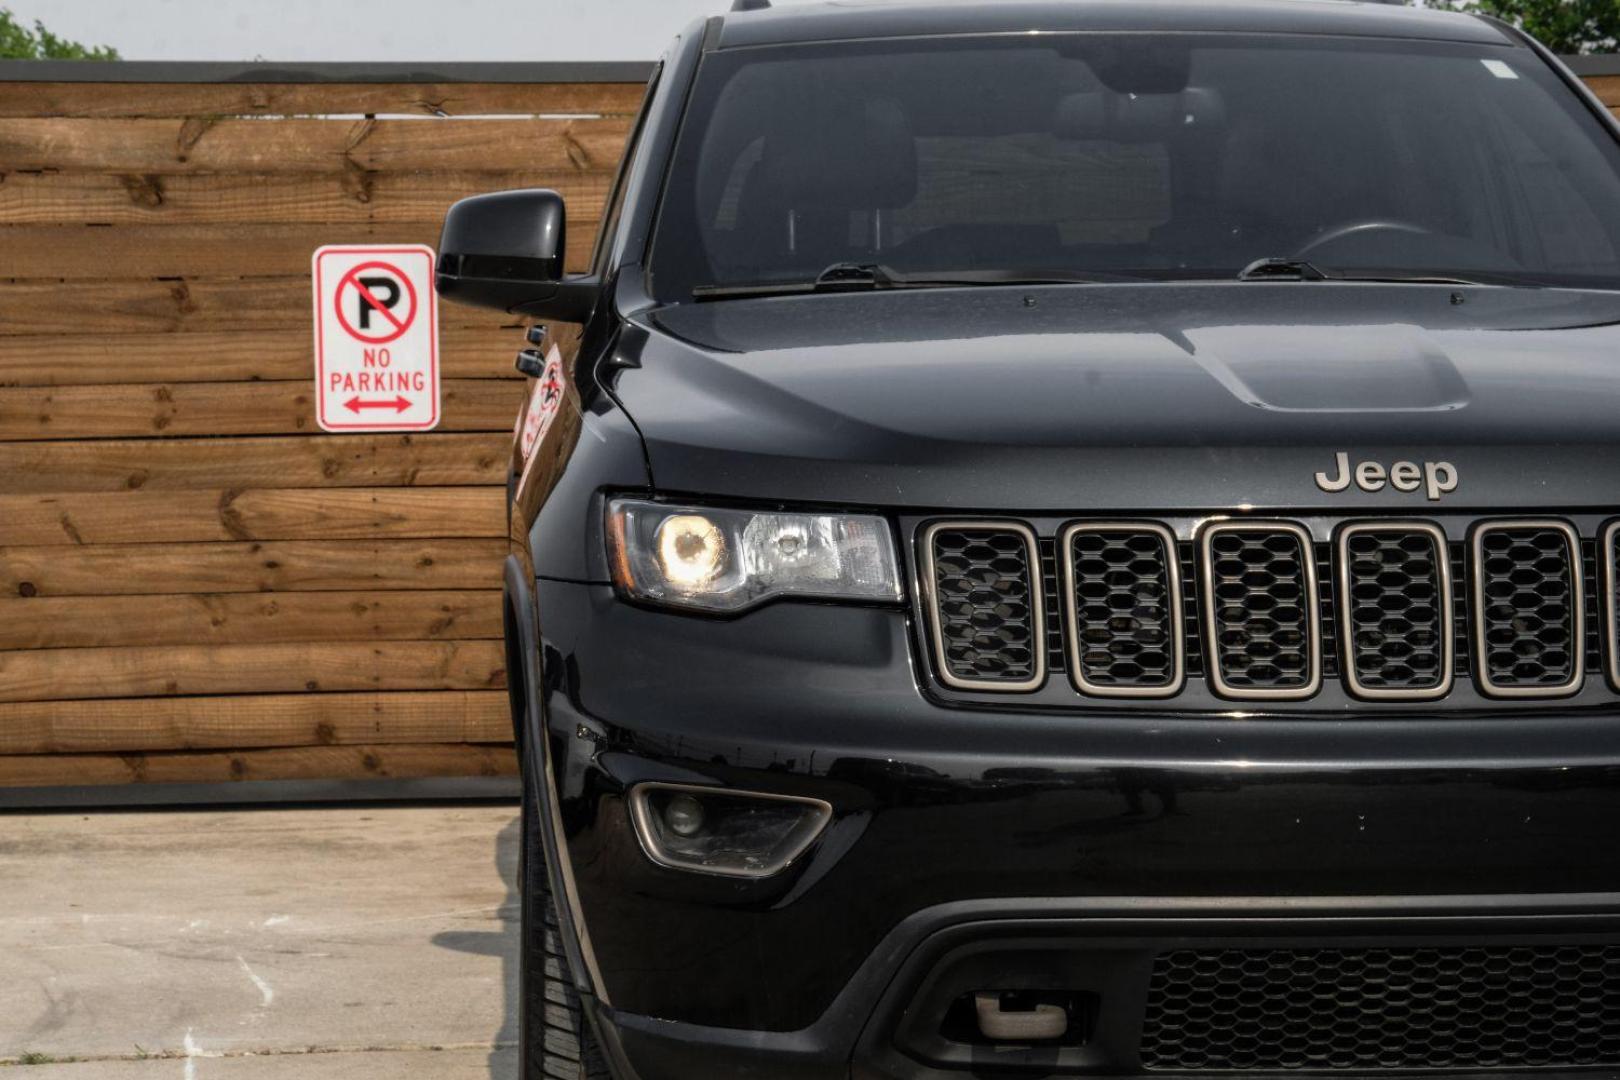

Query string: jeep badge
[1315,452,1458,501]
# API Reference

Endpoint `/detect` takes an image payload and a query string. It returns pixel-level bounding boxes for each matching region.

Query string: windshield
[647,33,1620,300]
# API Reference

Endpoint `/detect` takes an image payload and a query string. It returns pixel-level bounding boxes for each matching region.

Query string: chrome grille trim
[1058,521,1186,699]
[1198,520,1323,701]
[1600,520,1620,694]
[912,516,1610,705]
[919,520,1046,693]
[1470,519,1584,699]
[1336,521,1455,702]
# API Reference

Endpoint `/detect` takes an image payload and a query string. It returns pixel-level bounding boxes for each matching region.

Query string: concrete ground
[0,804,521,1078]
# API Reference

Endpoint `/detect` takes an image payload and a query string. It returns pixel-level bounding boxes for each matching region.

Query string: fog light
[664,794,706,838]
[629,783,833,879]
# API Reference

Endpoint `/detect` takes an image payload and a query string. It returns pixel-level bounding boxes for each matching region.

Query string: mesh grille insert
[1340,525,1451,697]
[925,525,1043,689]
[1201,524,1319,698]
[1062,525,1182,696]
[1473,523,1582,695]
[1141,943,1620,1072]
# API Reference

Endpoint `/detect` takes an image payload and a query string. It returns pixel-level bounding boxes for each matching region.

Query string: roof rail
[731,0,771,10]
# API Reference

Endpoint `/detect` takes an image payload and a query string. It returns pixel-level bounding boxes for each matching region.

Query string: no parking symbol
[312,245,439,432]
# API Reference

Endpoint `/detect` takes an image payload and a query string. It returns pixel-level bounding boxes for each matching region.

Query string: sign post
[311,245,440,432]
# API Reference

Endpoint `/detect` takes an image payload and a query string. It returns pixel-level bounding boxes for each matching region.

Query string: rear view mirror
[1082,40,1192,96]
[436,189,599,321]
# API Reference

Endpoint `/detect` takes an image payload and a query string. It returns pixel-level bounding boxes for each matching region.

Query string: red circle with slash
[334,261,418,345]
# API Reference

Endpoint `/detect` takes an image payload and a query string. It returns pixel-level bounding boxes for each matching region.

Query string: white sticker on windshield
[1482,59,1520,80]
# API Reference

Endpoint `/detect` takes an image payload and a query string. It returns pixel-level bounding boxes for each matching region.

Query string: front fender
[503,556,605,1002]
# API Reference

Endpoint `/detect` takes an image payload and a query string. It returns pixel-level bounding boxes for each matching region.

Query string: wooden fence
[1573,56,1620,119]
[0,55,1616,796]
[0,61,650,793]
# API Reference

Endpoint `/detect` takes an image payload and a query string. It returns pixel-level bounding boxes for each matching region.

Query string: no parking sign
[312,245,440,432]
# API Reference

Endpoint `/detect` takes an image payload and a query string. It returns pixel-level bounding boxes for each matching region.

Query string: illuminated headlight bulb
[664,794,706,838]
[656,514,726,587]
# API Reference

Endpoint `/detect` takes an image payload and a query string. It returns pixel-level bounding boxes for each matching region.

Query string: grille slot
[1452,542,1471,677]
[1471,521,1584,698]
[1605,522,1620,691]
[1179,543,1207,679]
[1337,523,1454,700]
[1199,522,1322,700]
[1059,523,1184,698]
[1140,943,1620,1072]
[1038,538,1066,676]
[921,522,1045,692]
[1586,537,1605,672]
[1316,544,1340,680]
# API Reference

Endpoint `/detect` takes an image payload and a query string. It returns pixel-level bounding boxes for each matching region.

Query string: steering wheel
[1294,220,1433,257]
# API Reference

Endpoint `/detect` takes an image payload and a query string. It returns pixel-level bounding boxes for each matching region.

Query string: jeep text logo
[1315,452,1458,501]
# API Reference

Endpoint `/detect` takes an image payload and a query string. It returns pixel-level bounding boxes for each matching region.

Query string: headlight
[606,497,903,613]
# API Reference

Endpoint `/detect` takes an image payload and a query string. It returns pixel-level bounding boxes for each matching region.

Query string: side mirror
[436,189,599,321]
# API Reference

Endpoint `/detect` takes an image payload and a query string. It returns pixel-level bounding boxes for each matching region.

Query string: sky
[3,0,1483,64]
[7,0,769,62]
[6,1,1470,62]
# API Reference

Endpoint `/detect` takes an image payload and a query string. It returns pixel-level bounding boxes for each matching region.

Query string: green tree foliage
[0,7,120,60]
[1434,0,1619,54]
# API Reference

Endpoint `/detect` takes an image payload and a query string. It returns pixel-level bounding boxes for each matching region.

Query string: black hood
[615,283,1620,512]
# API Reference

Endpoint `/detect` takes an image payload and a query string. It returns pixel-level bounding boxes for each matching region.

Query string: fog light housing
[628,783,833,879]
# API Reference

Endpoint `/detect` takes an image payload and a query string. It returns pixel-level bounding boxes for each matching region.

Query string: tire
[520,780,612,1080]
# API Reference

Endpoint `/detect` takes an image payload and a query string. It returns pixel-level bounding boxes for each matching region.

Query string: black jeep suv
[434,1,1620,1076]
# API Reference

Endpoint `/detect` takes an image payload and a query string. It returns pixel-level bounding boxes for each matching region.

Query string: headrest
[1053,87,1225,143]
[761,95,917,211]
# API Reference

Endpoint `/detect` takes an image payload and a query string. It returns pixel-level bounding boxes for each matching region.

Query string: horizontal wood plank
[0,81,647,119]
[0,589,501,649]
[0,379,523,440]
[0,222,594,279]
[1587,75,1620,108]
[0,277,528,335]
[0,538,506,597]
[0,327,528,386]
[0,434,508,493]
[0,693,508,751]
[0,170,610,228]
[0,691,511,754]
[0,222,430,279]
[0,116,631,174]
[0,640,506,703]
[0,742,518,788]
[0,487,504,545]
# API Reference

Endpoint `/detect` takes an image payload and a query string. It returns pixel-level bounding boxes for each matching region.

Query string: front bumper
[582,897,1620,1080]
[533,580,1620,1076]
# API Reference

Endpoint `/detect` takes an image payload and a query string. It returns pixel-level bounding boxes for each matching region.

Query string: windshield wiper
[1321,270,1502,286]
[1238,257,1329,281]
[691,263,902,300]
[815,262,897,290]
[901,267,1146,286]
[1238,256,1496,287]
[692,263,1142,301]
